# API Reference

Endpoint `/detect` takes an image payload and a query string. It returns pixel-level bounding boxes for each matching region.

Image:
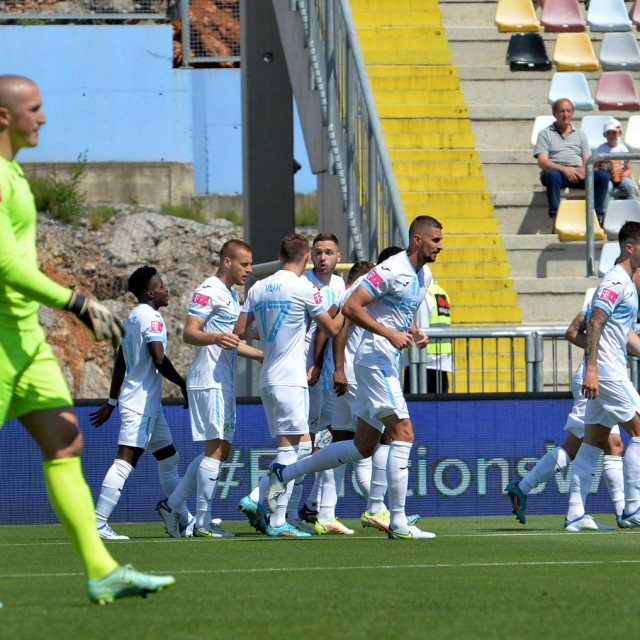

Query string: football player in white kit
[234,233,344,537]
[291,233,346,532]
[505,295,640,529]
[565,221,640,531]
[157,240,263,538]
[91,266,191,540]
[267,216,443,540]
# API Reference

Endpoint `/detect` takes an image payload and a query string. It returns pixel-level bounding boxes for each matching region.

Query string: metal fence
[295,0,408,260]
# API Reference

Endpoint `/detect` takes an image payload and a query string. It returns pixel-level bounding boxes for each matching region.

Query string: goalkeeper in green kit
[0,75,175,605]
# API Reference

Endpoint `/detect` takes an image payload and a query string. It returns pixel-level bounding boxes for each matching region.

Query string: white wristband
[107,398,118,407]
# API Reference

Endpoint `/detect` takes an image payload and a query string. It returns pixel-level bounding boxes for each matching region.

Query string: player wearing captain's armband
[0,74,173,605]
[234,233,343,538]
[267,217,444,540]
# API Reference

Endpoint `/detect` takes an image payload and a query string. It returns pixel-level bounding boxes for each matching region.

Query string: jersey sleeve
[241,287,255,317]
[0,187,71,310]
[188,285,215,320]
[303,280,325,318]
[592,281,626,317]
[359,265,393,299]
[141,311,165,343]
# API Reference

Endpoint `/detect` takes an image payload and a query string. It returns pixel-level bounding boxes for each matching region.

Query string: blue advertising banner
[0,398,620,525]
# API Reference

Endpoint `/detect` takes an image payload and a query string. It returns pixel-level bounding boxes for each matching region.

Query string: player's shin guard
[567,443,602,521]
[95,459,133,525]
[270,446,297,527]
[43,457,118,580]
[603,454,624,516]
[366,444,389,514]
[387,441,412,532]
[353,457,372,500]
[196,456,221,529]
[519,446,569,495]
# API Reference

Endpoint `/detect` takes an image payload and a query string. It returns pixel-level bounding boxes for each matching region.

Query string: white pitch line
[4,557,640,580]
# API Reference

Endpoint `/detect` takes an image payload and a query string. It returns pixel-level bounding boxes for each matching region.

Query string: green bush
[160,202,207,224]
[29,153,87,224]
[89,205,115,229]
[214,210,243,226]
[295,202,318,227]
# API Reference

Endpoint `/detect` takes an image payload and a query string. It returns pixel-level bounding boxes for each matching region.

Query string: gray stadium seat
[624,114,640,151]
[531,115,555,146]
[599,32,640,72]
[603,199,640,241]
[548,71,594,110]
[579,115,611,151]
[587,0,632,32]
[598,242,619,276]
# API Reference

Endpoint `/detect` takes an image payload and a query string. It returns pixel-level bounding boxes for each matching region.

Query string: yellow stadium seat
[554,200,605,240]
[553,33,599,71]
[495,0,540,32]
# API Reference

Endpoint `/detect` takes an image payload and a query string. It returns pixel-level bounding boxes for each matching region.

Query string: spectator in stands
[534,98,610,225]
[594,118,639,202]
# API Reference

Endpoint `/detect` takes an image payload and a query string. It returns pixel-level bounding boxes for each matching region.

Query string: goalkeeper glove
[66,292,125,348]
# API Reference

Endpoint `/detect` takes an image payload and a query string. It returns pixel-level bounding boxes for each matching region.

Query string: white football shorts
[583,377,640,429]
[260,385,309,437]
[308,384,335,434]
[118,405,173,453]
[352,364,409,433]
[331,385,357,433]
[188,387,236,443]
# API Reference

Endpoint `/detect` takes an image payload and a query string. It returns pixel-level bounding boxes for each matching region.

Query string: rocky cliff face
[37,205,243,399]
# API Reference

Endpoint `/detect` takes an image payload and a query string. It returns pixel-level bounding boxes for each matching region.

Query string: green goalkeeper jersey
[0,156,71,330]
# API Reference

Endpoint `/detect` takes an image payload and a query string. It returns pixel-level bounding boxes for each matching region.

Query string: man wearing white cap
[595,118,639,201]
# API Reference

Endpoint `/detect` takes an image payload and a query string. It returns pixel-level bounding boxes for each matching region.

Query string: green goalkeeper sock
[43,457,118,580]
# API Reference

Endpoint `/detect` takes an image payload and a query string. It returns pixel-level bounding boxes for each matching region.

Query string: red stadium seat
[595,71,640,111]
[541,0,586,32]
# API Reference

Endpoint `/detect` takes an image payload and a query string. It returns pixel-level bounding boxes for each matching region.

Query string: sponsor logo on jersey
[150,320,164,333]
[366,269,383,288]
[313,291,323,305]
[599,288,619,304]
[192,292,211,306]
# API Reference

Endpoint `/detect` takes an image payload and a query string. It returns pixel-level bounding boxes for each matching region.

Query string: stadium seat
[548,72,594,110]
[552,33,599,71]
[624,115,640,151]
[599,32,640,72]
[531,115,556,146]
[598,242,619,276]
[506,33,551,70]
[595,72,640,111]
[603,199,640,241]
[554,200,605,241]
[579,115,612,151]
[633,0,640,29]
[495,0,541,32]
[541,0,586,32]
[587,0,632,32]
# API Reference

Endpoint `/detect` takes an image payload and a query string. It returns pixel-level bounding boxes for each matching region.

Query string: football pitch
[1,515,637,639]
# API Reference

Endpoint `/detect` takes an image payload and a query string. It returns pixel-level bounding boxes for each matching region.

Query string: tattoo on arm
[585,308,608,368]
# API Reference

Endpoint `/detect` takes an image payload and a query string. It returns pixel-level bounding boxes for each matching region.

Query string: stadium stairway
[351,0,528,391]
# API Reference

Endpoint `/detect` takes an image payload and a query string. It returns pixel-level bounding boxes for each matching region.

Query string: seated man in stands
[534,98,610,225]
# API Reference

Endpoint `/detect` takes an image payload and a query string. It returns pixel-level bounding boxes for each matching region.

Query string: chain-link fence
[0,0,240,67]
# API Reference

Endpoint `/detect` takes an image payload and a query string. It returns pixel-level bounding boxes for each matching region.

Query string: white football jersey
[304,270,346,389]
[242,269,324,388]
[353,251,431,376]
[186,276,240,392]
[119,304,167,416]
[584,264,638,380]
[337,279,366,385]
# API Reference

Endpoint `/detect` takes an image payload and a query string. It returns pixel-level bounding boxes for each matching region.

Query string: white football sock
[353,457,372,501]
[519,446,570,495]
[624,437,640,515]
[387,440,412,531]
[567,443,602,521]
[318,464,347,521]
[303,474,322,511]
[251,472,270,505]
[95,459,133,525]
[270,446,298,527]
[288,439,312,515]
[366,444,389,515]
[603,454,624,517]
[195,456,221,529]
[280,440,363,484]
[167,453,202,513]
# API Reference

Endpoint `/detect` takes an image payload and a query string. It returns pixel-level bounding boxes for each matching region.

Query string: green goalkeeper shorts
[0,325,73,425]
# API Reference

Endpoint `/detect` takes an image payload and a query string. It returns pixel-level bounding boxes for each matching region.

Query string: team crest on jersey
[366,269,383,288]
[150,320,164,333]
[313,291,323,304]
[599,288,619,304]
[192,292,210,306]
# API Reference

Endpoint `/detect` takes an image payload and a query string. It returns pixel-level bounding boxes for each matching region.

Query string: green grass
[89,205,115,229]
[159,202,206,224]
[214,209,243,226]
[1,515,637,638]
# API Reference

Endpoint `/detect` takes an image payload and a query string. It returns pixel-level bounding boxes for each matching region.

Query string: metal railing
[294,0,408,259]
[585,151,640,276]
